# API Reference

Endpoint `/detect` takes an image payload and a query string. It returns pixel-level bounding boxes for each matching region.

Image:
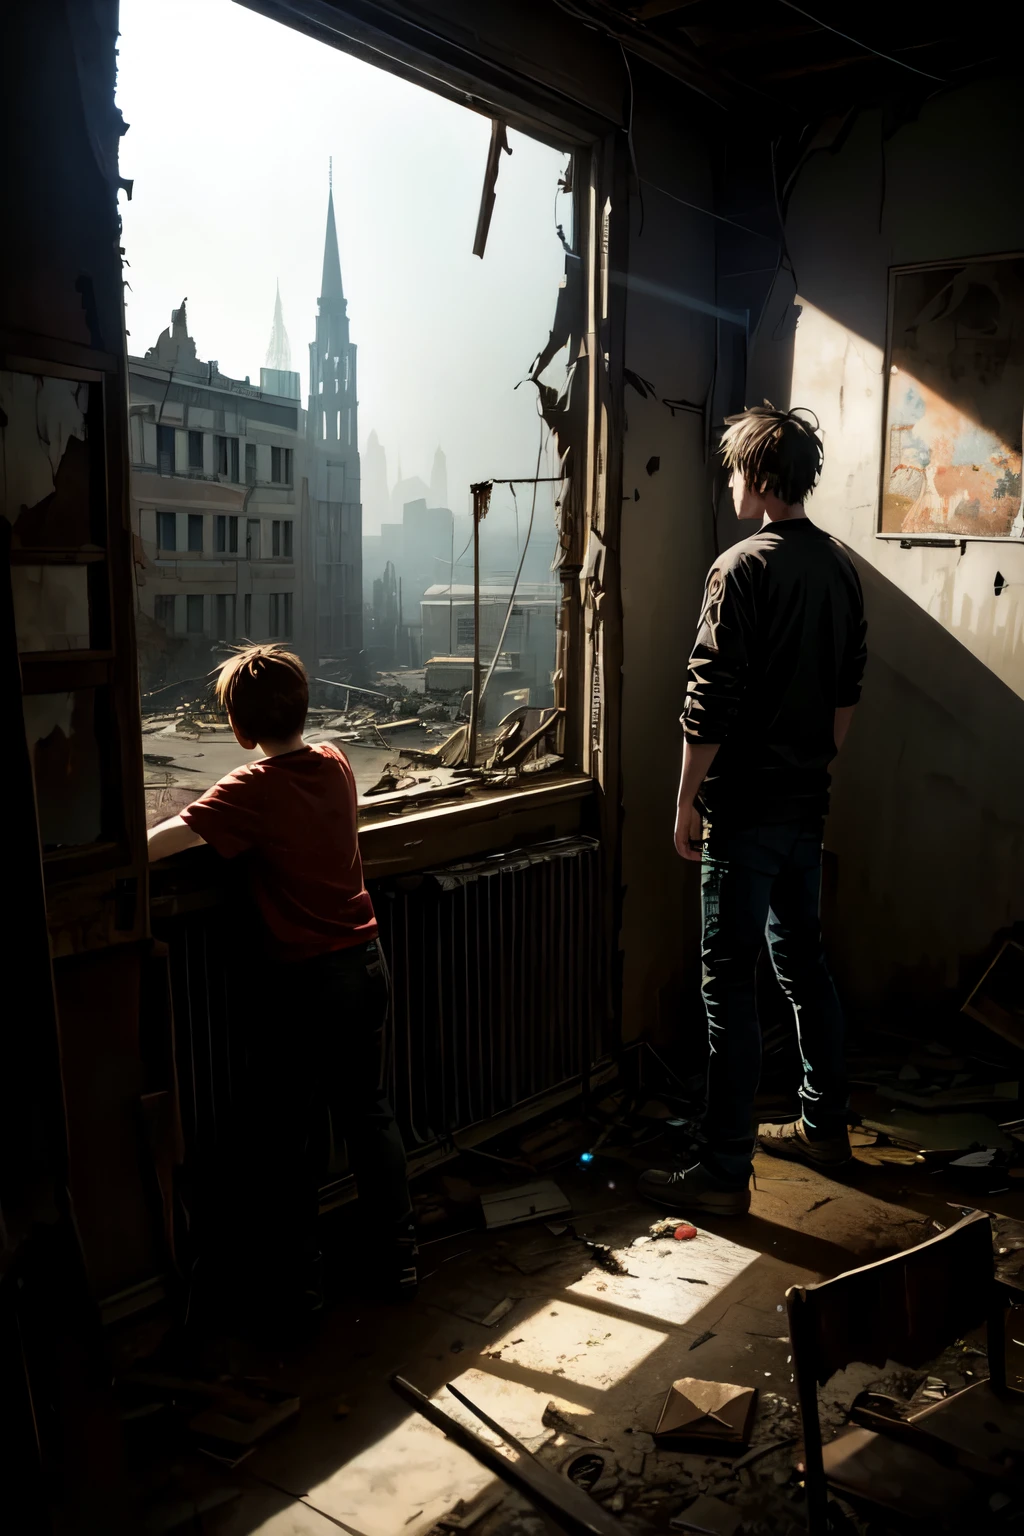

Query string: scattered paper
[482,1180,571,1229]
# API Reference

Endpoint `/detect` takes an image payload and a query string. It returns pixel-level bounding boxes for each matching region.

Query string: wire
[776,1,946,82]
[640,177,776,243]
[477,424,548,711]
[619,43,645,236]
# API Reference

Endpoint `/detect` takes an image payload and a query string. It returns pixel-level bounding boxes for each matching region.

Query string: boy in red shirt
[148,645,414,1317]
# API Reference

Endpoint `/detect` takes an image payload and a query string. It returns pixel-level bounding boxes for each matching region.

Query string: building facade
[420,582,559,707]
[129,301,310,692]
[306,181,363,665]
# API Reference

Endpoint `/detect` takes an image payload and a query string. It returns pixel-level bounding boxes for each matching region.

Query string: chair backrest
[788,1210,993,1386]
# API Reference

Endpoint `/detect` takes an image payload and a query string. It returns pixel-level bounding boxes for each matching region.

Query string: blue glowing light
[579,1152,594,1163]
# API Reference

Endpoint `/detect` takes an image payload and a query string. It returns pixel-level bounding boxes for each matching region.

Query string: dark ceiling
[553,0,1002,119]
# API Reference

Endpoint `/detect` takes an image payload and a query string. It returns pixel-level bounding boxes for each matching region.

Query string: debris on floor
[654,1379,758,1452]
[482,1180,573,1228]
[963,939,1024,1051]
[670,1493,743,1535]
[120,1371,300,1460]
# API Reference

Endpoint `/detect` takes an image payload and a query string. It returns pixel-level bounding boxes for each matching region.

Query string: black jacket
[682,517,867,821]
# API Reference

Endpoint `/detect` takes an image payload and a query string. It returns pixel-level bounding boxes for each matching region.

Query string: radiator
[159,835,610,1176]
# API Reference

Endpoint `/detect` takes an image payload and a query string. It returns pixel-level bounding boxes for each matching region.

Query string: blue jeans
[699,817,847,1185]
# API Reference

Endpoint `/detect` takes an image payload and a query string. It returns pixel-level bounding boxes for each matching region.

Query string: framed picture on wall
[878,253,1024,540]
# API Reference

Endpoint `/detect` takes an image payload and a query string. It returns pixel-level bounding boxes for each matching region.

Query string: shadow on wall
[828,551,1024,1017]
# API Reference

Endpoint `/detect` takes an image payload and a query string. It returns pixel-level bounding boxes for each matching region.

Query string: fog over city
[116,0,569,538]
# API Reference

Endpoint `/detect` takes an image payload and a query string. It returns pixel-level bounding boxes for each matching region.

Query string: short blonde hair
[721,401,823,504]
[213,644,308,741]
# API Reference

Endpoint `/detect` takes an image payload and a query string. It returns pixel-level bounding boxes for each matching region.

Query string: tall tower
[307,162,362,662]
[265,280,292,371]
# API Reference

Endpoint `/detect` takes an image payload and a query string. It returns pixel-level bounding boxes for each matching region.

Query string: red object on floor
[674,1224,698,1240]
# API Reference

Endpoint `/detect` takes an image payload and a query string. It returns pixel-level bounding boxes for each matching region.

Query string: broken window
[23,690,104,850]
[120,0,583,825]
[12,566,91,652]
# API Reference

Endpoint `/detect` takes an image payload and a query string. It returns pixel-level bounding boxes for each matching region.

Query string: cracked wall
[746,81,1024,1013]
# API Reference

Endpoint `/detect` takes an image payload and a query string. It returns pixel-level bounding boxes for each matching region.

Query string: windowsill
[148,771,594,917]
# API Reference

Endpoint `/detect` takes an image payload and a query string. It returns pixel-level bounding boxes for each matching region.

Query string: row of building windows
[153,424,293,486]
[156,512,294,559]
[153,591,293,640]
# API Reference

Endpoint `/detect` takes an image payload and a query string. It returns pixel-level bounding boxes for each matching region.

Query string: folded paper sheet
[654,1377,757,1451]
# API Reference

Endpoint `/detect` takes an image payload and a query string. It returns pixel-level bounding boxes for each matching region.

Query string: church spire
[264,279,292,371]
[319,164,345,311]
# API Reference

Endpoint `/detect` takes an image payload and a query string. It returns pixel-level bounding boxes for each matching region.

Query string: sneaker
[757,1119,851,1169]
[636,1163,751,1216]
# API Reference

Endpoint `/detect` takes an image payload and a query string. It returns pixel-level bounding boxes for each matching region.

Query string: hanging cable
[477,421,548,711]
[776,1,945,82]
[619,43,645,236]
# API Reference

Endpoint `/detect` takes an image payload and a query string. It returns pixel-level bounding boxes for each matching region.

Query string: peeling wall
[747,82,1024,1013]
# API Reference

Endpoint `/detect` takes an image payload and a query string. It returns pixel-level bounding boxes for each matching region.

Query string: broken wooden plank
[391,1375,628,1536]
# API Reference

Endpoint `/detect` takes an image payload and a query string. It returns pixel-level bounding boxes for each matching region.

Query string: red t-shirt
[181,743,377,963]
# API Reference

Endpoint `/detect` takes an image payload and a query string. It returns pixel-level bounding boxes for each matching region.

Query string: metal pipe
[466,482,492,767]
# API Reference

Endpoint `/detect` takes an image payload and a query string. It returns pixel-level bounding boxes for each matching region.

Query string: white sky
[116,0,569,534]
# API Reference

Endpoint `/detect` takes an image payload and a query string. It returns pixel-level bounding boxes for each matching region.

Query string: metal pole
[467,481,491,768]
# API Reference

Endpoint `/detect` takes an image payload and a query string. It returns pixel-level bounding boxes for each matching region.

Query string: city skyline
[116,0,568,532]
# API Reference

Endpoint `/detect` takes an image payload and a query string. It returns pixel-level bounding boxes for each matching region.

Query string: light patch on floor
[476,1294,669,1403]
[298,1284,669,1534]
[751,1156,930,1255]
[568,1231,760,1327]
[301,1406,495,1536]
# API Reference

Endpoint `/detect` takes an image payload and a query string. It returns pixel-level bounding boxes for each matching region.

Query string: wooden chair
[787,1209,1024,1532]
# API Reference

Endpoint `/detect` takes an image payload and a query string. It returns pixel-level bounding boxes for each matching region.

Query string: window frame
[150,6,621,845]
[157,511,176,552]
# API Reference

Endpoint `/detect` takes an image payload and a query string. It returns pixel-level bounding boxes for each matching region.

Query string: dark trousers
[239,939,411,1291]
[699,817,848,1185]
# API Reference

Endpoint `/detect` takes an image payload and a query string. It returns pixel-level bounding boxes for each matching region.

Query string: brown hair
[720,401,823,504]
[213,644,308,742]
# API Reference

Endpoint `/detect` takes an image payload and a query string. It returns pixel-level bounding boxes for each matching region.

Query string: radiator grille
[159,835,609,1172]
[379,835,608,1146]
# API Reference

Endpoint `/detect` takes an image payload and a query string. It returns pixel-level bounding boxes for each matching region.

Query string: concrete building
[129,300,308,691]
[420,581,559,706]
[306,175,362,664]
